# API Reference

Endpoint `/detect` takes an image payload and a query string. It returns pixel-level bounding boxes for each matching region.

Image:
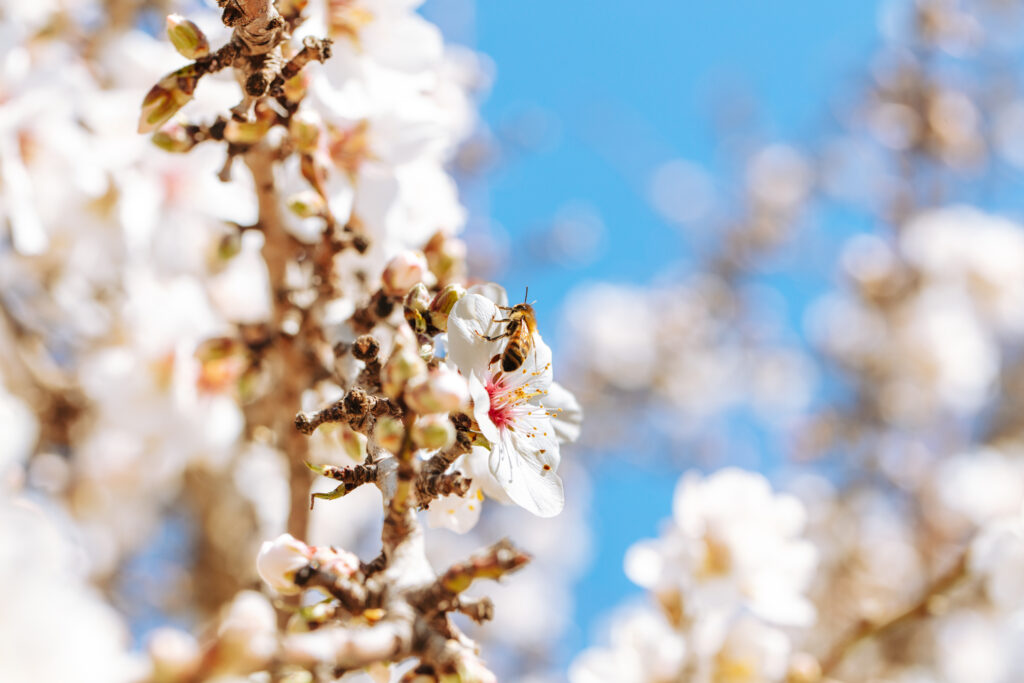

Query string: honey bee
[481,289,538,372]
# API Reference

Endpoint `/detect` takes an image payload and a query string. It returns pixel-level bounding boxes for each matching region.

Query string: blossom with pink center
[446,288,582,517]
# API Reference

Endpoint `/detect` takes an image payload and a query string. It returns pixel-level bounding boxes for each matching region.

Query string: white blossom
[257,533,314,595]
[447,289,581,517]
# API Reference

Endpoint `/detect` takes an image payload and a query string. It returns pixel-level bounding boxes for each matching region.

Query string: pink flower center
[486,378,514,429]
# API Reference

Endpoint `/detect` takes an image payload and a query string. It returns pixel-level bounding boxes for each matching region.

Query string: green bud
[277,0,309,18]
[428,283,466,333]
[166,14,210,60]
[381,345,428,399]
[375,416,405,454]
[282,73,308,103]
[224,118,272,144]
[215,230,242,262]
[151,124,194,153]
[404,366,470,415]
[411,414,456,450]
[403,282,432,335]
[290,110,322,154]
[138,81,193,134]
[286,190,326,219]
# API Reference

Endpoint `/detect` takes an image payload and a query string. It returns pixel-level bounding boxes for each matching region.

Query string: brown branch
[270,36,333,95]
[306,462,379,508]
[454,596,494,624]
[294,564,372,614]
[820,549,970,677]
[294,388,401,435]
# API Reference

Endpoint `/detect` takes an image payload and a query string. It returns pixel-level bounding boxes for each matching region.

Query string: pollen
[542,464,551,471]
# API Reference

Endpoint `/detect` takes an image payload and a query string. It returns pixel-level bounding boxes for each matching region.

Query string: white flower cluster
[2,0,589,677]
[571,469,817,683]
[811,206,1024,424]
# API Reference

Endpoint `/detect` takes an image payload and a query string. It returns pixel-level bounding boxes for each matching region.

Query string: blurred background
[7,0,1024,680]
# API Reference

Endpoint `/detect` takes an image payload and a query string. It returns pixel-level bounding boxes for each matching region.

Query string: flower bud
[147,627,200,683]
[424,231,468,284]
[282,72,308,103]
[411,414,456,450]
[428,283,466,333]
[311,545,360,578]
[456,653,498,683]
[217,591,278,672]
[290,110,322,154]
[291,601,336,632]
[214,230,242,262]
[277,0,309,18]
[381,344,428,399]
[195,336,249,394]
[403,282,431,335]
[404,365,470,414]
[375,416,405,453]
[224,117,272,144]
[382,250,429,298]
[166,14,210,60]
[138,78,193,134]
[151,123,194,153]
[280,671,315,683]
[338,424,367,462]
[287,190,326,219]
[257,533,312,595]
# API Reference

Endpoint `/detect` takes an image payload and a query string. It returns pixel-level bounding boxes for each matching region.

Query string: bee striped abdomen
[501,345,526,372]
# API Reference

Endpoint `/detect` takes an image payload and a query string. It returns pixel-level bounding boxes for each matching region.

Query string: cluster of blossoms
[1,0,586,679]
[811,206,1024,425]
[559,1,1024,681]
[571,469,817,683]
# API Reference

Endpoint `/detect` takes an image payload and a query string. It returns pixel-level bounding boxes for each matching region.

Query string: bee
[481,289,538,373]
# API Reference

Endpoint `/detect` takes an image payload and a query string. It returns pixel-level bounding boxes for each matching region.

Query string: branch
[454,596,494,624]
[430,538,531,599]
[294,564,372,615]
[294,388,401,435]
[282,617,413,670]
[306,462,379,508]
[819,549,970,676]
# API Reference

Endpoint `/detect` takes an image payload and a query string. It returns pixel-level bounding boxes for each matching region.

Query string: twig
[819,549,970,676]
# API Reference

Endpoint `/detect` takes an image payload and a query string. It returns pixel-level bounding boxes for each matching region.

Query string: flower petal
[468,282,509,307]
[490,419,563,517]
[448,293,506,375]
[465,446,511,503]
[426,486,483,534]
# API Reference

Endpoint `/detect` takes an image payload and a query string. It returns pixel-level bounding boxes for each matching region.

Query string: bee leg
[475,330,510,342]
[489,353,502,367]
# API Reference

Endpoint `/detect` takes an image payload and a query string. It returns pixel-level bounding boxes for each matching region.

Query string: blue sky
[423,0,887,665]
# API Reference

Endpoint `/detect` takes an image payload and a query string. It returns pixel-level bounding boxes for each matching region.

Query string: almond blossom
[445,287,582,518]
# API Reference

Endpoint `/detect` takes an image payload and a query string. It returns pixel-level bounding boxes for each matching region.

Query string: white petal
[624,540,664,589]
[465,446,511,503]
[490,424,563,517]
[468,282,509,307]
[448,293,505,375]
[426,486,483,534]
[546,381,583,443]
